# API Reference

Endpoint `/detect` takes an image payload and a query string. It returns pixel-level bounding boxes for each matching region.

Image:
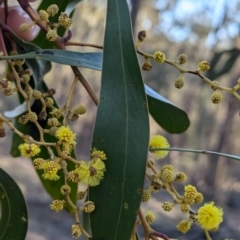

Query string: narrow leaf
[0,50,102,71]
[0,168,28,240]
[89,0,149,239]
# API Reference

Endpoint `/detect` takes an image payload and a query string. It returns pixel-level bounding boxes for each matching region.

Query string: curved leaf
[145,86,190,133]
[0,168,28,240]
[0,50,102,71]
[89,0,149,239]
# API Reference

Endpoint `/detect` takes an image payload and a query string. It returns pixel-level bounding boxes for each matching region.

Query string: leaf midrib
[113,0,128,238]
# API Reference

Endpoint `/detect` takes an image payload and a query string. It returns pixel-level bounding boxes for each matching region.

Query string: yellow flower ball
[75,159,106,186]
[149,135,170,159]
[197,202,223,231]
[55,125,76,146]
[153,51,166,64]
[18,143,41,158]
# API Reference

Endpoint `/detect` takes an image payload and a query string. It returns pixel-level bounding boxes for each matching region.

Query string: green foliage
[0,168,28,240]
[89,0,149,239]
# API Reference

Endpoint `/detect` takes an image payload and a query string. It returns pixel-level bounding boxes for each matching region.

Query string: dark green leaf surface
[89,0,149,239]
[0,168,28,240]
[0,50,102,71]
[145,86,190,133]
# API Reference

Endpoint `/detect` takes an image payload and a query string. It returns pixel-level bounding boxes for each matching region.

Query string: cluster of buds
[142,162,206,231]
[19,4,72,42]
[68,105,87,121]
[0,77,16,96]
[143,160,223,236]
[14,65,57,123]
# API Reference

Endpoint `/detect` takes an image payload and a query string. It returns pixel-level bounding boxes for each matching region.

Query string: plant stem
[66,41,103,49]
[204,230,212,240]
[149,147,240,161]
[63,76,78,125]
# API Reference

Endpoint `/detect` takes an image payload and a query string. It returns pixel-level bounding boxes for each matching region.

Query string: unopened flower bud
[32,90,42,99]
[28,112,38,122]
[73,105,86,115]
[0,127,6,138]
[162,202,173,212]
[25,87,33,97]
[176,54,188,64]
[48,118,59,127]
[84,201,95,213]
[71,224,81,238]
[39,10,49,21]
[18,114,29,124]
[23,69,33,76]
[14,59,25,66]
[2,88,15,96]
[211,91,222,104]
[47,4,59,17]
[49,127,58,136]
[58,13,72,28]
[19,23,32,32]
[76,191,86,200]
[47,88,56,96]
[45,97,54,107]
[21,74,30,83]
[46,29,58,42]
[138,30,146,42]
[142,190,151,202]
[145,211,155,224]
[153,51,165,64]
[198,60,210,72]
[141,58,152,71]
[60,185,71,195]
[38,111,47,120]
[175,77,184,89]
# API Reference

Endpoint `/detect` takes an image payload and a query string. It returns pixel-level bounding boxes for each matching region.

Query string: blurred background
[1,0,240,239]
